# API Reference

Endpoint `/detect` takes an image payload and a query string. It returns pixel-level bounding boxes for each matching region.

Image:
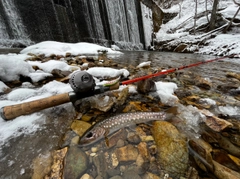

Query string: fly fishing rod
[0,55,233,121]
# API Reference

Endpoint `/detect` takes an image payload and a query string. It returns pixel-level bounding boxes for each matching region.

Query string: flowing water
[0,50,239,179]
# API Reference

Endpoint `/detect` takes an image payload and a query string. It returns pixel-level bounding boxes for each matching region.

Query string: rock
[45,147,68,179]
[186,167,199,179]
[195,76,212,90]
[59,130,78,148]
[115,87,129,106]
[212,149,240,171]
[228,154,240,168]
[115,144,139,163]
[152,121,189,178]
[80,173,94,179]
[174,43,188,52]
[91,95,115,112]
[137,79,156,94]
[200,109,233,132]
[127,132,141,144]
[205,130,240,158]
[92,152,108,178]
[70,120,91,137]
[142,172,161,179]
[63,146,88,179]
[109,176,123,179]
[213,160,240,179]
[137,142,150,161]
[107,128,127,148]
[188,138,213,172]
[111,152,119,168]
[32,152,52,179]
[122,169,141,179]
[106,168,120,177]
[226,72,240,81]
[51,69,71,78]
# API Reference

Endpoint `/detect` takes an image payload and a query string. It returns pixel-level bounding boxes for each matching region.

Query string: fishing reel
[69,71,96,93]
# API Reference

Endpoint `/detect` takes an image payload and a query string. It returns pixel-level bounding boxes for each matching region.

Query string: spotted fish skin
[79,112,166,146]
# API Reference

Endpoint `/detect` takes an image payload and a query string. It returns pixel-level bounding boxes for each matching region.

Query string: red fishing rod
[0,55,233,120]
[121,55,233,85]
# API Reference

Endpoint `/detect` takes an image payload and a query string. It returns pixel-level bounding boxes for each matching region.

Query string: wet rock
[152,121,189,178]
[70,120,91,137]
[174,43,188,52]
[229,133,240,147]
[188,138,213,172]
[80,173,94,179]
[228,154,240,168]
[63,146,88,179]
[115,87,129,107]
[137,79,156,94]
[142,172,161,179]
[186,167,199,179]
[107,128,127,148]
[127,132,141,144]
[205,130,240,158]
[92,152,108,179]
[122,169,141,179]
[111,152,119,168]
[109,176,123,179]
[212,149,240,171]
[91,95,115,112]
[106,168,121,177]
[217,82,239,93]
[51,69,71,78]
[195,76,212,90]
[32,152,52,179]
[45,147,68,179]
[200,109,233,132]
[213,160,240,179]
[226,72,240,81]
[59,130,79,148]
[115,144,139,163]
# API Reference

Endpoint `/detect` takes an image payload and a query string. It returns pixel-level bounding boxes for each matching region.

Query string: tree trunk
[209,0,219,31]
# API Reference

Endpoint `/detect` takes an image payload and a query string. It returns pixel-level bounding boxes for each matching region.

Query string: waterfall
[0,0,149,49]
[0,0,32,47]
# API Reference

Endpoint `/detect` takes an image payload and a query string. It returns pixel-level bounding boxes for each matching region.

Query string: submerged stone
[63,146,88,179]
[152,121,189,178]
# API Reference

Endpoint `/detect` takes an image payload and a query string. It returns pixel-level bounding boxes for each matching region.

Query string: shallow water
[0,51,239,179]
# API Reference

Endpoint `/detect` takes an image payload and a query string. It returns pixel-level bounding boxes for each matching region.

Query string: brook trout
[79,112,166,146]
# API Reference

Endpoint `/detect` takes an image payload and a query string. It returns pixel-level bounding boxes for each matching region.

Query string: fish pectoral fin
[104,129,110,147]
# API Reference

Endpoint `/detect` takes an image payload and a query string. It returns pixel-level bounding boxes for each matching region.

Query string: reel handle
[1,93,71,121]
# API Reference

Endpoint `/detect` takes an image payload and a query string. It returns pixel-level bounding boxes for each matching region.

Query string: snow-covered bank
[156,0,240,57]
[20,41,123,57]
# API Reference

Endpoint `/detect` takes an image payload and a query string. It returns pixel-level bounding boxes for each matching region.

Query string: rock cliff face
[0,0,160,49]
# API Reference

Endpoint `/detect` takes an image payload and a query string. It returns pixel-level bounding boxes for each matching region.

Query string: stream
[0,51,240,179]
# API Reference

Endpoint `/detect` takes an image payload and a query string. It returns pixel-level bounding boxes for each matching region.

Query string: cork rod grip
[1,93,71,121]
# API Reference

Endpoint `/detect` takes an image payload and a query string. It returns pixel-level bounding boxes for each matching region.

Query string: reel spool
[69,71,96,93]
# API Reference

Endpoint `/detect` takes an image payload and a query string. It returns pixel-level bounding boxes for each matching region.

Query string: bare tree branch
[233,0,240,6]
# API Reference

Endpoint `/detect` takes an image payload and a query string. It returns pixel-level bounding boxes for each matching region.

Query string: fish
[79,111,167,147]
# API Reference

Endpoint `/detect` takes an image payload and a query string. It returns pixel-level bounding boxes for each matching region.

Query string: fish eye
[86,132,93,138]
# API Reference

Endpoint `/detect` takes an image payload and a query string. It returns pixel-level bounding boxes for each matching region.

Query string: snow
[28,60,79,73]
[156,0,240,56]
[0,81,9,93]
[87,67,130,79]
[155,81,178,106]
[136,61,151,68]
[20,41,123,57]
[0,54,34,82]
